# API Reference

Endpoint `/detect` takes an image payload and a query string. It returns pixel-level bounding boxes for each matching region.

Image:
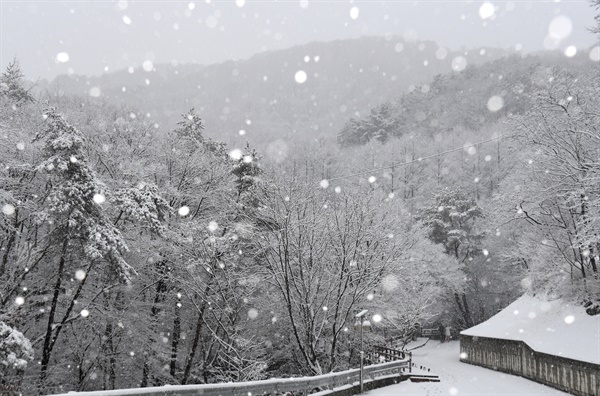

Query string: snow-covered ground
[402,337,431,351]
[366,341,568,396]
[461,294,600,364]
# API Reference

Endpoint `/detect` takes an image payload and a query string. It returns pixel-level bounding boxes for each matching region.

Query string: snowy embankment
[366,341,568,396]
[461,294,600,364]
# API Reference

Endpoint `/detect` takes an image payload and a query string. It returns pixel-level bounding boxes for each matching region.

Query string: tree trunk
[170,293,181,378]
[0,228,16,277]
[40,237,69,386]
[454,292,473,328]
[141,273,168,387]
[461,293,473,327]
[102,282,117,390]
[182,299,207,384]
[141,354,150,388]
[590,252,598,274]
[104,321,116,389]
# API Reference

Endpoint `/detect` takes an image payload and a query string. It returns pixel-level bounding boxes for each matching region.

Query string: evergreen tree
[0,321,34,387]
[0,59,34,105]
[34,108,131,386]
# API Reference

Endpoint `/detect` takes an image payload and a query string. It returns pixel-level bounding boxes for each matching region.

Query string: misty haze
[1,1,599,396]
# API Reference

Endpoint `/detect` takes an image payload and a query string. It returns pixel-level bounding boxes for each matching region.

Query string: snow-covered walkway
[366,341,568,396]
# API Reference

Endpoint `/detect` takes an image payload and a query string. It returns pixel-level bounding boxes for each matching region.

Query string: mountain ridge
[37,35,514,161]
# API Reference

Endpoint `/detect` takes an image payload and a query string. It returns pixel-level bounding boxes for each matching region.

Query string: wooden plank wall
[460,335,600,396]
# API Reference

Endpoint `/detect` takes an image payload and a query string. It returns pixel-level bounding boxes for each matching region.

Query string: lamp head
[362,320,372,331]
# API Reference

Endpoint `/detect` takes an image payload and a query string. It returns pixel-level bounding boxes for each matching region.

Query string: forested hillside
[1,40,599,395]
[40,36,510,154]
[337,52,594,146]
[329,49,600,330]
[1,59,457,393]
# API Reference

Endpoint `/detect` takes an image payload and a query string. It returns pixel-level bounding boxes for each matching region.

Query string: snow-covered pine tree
[0,321,34,386]
[33,108,132,386]
[0,59,34,105]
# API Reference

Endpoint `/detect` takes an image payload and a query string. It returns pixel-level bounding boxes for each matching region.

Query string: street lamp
[355,309,371,393]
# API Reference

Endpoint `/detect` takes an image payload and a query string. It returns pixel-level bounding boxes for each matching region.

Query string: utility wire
[325,132,515,183]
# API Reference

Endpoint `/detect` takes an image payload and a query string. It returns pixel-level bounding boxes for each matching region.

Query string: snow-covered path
[366,341,568,396]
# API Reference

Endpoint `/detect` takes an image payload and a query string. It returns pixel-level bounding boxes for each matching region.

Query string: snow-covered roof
[461,294,600,365]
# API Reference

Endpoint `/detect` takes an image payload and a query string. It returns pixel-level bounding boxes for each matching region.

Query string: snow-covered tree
[0,321,33,374]
[33,108,132,386]
[0,59,34,105]
[374,222,463,347]
[591,0,600,36]
[256,175,412,374]
[510,69,600,312]
[420,188,485,327]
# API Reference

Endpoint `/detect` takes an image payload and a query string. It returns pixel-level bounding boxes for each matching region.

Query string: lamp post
[355,309,371,393]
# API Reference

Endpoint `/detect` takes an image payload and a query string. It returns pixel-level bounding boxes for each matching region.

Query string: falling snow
[548,16,572,40]
[294,70,307,84]
[479,2,495,20]
[2,1,599,395]
[89,87,101,97]
[75,270,86,281]
[451,56,467,72]
[486,95,504,112]
[207,221,218,232]
[2,204,15,216]
[142,60,154,72]
[56,52,70,63]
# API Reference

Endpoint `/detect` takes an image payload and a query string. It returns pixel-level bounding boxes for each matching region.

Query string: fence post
[409,352,413,373]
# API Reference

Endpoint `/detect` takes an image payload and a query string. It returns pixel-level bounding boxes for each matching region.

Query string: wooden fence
[47,358,410,396]
[371,345,412,369]
[421,328,440,338]
[460,334,600,396]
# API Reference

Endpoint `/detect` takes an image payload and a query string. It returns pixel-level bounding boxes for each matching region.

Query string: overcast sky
[1,0,597,80]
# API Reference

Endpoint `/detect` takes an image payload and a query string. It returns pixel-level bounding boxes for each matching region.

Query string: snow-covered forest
[1,1,599,395]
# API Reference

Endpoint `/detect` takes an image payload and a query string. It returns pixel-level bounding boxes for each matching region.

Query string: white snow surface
[367,341,568,396]
[403,337,430,351]
[461,294,600,364]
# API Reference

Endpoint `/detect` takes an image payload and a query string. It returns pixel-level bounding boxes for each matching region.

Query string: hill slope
[336,51,597,146]
[41,36,510,155]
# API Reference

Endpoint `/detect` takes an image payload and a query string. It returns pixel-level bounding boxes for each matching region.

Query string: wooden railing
[421,328,440,337]
[47,358,410,396]
[371,345,412,372]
